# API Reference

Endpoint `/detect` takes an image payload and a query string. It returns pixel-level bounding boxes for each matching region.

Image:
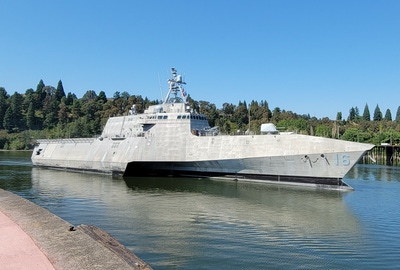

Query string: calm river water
[1,151,400,269]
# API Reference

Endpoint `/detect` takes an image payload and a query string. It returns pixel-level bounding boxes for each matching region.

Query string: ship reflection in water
[30,168,364,269]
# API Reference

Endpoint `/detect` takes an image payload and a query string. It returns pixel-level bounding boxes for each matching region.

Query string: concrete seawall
[0,189,152,270]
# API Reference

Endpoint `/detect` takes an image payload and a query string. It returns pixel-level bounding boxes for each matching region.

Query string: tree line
[1,79,400,150]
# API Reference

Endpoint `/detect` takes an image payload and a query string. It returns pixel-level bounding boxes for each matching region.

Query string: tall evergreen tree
[36,79,45,93]
[35,79,46,105]
[82,90,97,103]
[271,107,281,122]
[43,111,57,129]
[396,106,400,123]
[348,107,356,121]
[261,100,272,121]
[97,91,107,103]
[9,92,24,131]
[0,87,8,129]
[354,106,360,117]
[222,103,235,116]
[384,109,392,121]
[336,112,342,121]
[3,107,12,132]
[233,101,249,130]
[55,80,66,102]
[58,102,68,127]
[120,91,130,100]
[23,88,34,113]
[113,91,121,99]
[41,86,58,128]
[26,102,35,129]
[362,103,370,121]
[65,92,77,106]
[373,104,382,121]
[71,99,82,120]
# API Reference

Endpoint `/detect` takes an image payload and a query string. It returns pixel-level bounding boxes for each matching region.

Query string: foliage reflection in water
[30,168,363,269]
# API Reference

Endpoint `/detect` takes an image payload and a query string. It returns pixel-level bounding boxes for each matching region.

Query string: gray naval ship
[32,68,374,190]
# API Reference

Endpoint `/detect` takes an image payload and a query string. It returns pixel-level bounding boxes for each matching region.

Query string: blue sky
[1,0,399,119]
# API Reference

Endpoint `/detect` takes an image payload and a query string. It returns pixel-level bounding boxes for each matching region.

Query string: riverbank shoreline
[0,189,151,270]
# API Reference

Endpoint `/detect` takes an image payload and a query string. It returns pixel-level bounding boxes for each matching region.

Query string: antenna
[158,72,163,102]
[248,103,251,134]
[162,67,188,105]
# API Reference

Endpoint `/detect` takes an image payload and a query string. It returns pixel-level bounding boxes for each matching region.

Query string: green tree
[22,88,34,113]
[395,106,400,123]
[23,88,40,129]
[384,109,392,121]
[58,102,68,127]
[198,100,219,127]
[36,79,45,93]
[55,80,66,102]
[65,92,77,106]
[315,124,331,137]
[113,91,121,99]
[355,106,360,117]
[9,92,24,131]
[35,79,46,108]
[277,118,308,133]
[3,107,12,132]
[43,112,57,129]
[342,127,361,142]
[71,99,83,120]
[222,103,235,116]
[362,103,370,121]
[348,107,356,121]
[336,112,342,121]
[113,93,130,115]
[82,90,97,103]
[0,87,8,129]
[26,103,35,129]
[271,107,281,122]
[233,101,248,131]
[97,91,107,103]
[42,86,58,128]
[373,104,382,121]
[69,117,86,137]
[121,91,130,100]
[260,100,272,121]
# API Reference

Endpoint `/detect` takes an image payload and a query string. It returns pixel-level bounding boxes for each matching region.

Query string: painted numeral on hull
[335,154,350,166]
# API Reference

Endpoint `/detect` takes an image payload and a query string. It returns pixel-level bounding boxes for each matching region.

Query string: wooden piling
[362,145,400,166]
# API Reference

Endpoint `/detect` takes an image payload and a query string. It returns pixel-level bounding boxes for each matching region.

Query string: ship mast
[163,68,187,104]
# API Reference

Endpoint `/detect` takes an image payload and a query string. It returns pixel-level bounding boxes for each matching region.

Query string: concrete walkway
[0,189,152,270]
[0,210,55,270]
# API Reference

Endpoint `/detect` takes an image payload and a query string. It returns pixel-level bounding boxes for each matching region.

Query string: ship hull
[124,161,351,189]
[32,134,372,190]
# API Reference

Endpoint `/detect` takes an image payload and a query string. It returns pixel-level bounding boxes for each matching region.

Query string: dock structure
[362,145,400,166]
[0,189,152,270]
